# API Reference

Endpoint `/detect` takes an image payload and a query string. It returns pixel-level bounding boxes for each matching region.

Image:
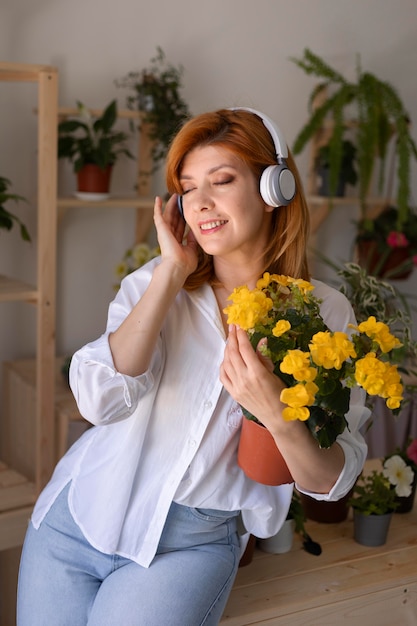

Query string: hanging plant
[115,47,191,170]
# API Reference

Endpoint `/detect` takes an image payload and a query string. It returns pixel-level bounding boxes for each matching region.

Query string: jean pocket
[190,507,240,522]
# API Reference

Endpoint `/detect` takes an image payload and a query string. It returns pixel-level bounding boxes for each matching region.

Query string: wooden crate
[1,358,89,482]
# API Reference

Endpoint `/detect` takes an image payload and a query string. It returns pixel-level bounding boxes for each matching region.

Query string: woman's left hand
[220,325,286,433]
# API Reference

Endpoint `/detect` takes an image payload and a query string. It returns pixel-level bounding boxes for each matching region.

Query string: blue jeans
[17,483,240,625]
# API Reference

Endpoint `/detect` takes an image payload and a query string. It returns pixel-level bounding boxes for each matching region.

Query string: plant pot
[77,164,113,194]
[237,418,293,486]
[356,239,413,280]
[353,510,393,546]
[300,488,353,523]
[395,472,417,514]
[238,534,256,567]
[317,165,346,197]
[258,519,295,554]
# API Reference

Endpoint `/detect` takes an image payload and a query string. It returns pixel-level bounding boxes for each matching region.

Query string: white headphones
[230,107,296,208]
[177,107,296,216]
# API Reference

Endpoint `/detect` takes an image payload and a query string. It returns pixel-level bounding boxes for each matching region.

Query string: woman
[17,108,368,625]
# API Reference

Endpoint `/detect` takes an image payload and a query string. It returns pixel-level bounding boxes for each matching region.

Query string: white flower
[383,455,414,497]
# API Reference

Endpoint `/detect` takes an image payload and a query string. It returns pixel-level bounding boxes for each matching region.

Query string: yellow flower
[280,381,318,409]
[280,349,318,382]
[272,319,291,337]
[223,285,273,330]
[356,316,403,353]
[286,277,315,296]
[354,353,404,408]
[282,406,311,421]
[309,331,356,370]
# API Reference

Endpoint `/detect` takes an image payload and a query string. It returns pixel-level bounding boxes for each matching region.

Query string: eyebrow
[180,163,238,180]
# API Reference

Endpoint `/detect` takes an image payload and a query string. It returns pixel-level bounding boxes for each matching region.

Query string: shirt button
[204,400,212,409]
[188,439,196,447]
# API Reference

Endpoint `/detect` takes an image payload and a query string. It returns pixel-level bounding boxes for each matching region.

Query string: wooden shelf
[57,195,154,210]
[0,275,38,303]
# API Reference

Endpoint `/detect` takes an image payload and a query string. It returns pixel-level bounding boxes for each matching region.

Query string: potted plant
[315,139,358,197]
[355,205,417,279]
[224,273,406,485]
[384,438,417,513]
[259,491,321,556]
[115,46,191,172]
[58,99,133,197]
[114,241,160,290]
[0,175,30,241]
[349,467,401,546]
[290,48,417,230]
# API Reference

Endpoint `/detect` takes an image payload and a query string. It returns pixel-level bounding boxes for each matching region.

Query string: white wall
[1,0,417,374]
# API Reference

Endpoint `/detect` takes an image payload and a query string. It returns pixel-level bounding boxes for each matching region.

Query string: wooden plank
[221,546,417,625]
[0,275,38,303]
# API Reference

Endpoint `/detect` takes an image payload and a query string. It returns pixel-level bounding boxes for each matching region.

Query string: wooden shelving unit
[0,62,58,554]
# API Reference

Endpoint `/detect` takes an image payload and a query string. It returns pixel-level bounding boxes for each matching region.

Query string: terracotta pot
[356,239,413,280]
[300,488,353,523]
[77,164,113,193]
[237,418,293,486]
[238,534,256,568]
[353,510,392,546]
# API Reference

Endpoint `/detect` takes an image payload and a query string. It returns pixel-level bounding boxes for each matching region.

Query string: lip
[198,219,228,233]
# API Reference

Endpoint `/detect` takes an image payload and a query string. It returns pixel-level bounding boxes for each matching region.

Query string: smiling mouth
[200,220,228,231]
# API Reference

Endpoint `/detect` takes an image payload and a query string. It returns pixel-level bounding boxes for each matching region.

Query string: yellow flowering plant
[224,273,405,449]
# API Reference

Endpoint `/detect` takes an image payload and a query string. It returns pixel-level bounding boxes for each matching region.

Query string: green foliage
[58,100,133,172]
[348,470,398,515]
[316,139,358,188]
[116,47,191,169]
[0,175,30,241]
[291,48,417,228]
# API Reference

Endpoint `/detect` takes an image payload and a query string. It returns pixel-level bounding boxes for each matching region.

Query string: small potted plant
[116,46,191,173]
[58,99,133,197]
[258,490,321,556]
[315,139,358,197]
[384,438,417,513]
[355,205,417,280]
[114,241,160,290]
[0,175,30,241]
[349,466,402,546]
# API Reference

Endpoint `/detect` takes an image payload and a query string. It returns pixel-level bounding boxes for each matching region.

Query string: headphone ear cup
[177,195,184,217]
[260,164,296,207]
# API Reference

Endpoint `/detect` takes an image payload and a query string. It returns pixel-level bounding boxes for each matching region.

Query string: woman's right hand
[153,194,199,278]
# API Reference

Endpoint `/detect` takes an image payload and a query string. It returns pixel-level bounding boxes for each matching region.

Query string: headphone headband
[228,106,289,159]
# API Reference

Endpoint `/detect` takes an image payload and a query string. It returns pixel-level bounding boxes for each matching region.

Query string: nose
[181,185,214,214]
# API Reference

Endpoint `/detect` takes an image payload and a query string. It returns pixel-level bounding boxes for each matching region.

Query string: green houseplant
[58,99,133,194]
[290,48,417,232]
[355,204,417,279]
[315,139,357,197]
[349,468,399,547]
[116,47,191,171]
[0,175,30,241]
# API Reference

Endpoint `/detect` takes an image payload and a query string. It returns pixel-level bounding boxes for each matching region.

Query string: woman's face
[179,144,274,262]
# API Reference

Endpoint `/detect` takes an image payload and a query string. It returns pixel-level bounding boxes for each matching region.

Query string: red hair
[165,109,310,290]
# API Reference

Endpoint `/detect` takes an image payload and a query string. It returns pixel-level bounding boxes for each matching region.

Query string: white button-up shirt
[31,258,369,567]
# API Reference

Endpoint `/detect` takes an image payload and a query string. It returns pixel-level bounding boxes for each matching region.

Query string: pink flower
[413,254,417,266]
[406,438,417,466]
[386,231,409,248]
